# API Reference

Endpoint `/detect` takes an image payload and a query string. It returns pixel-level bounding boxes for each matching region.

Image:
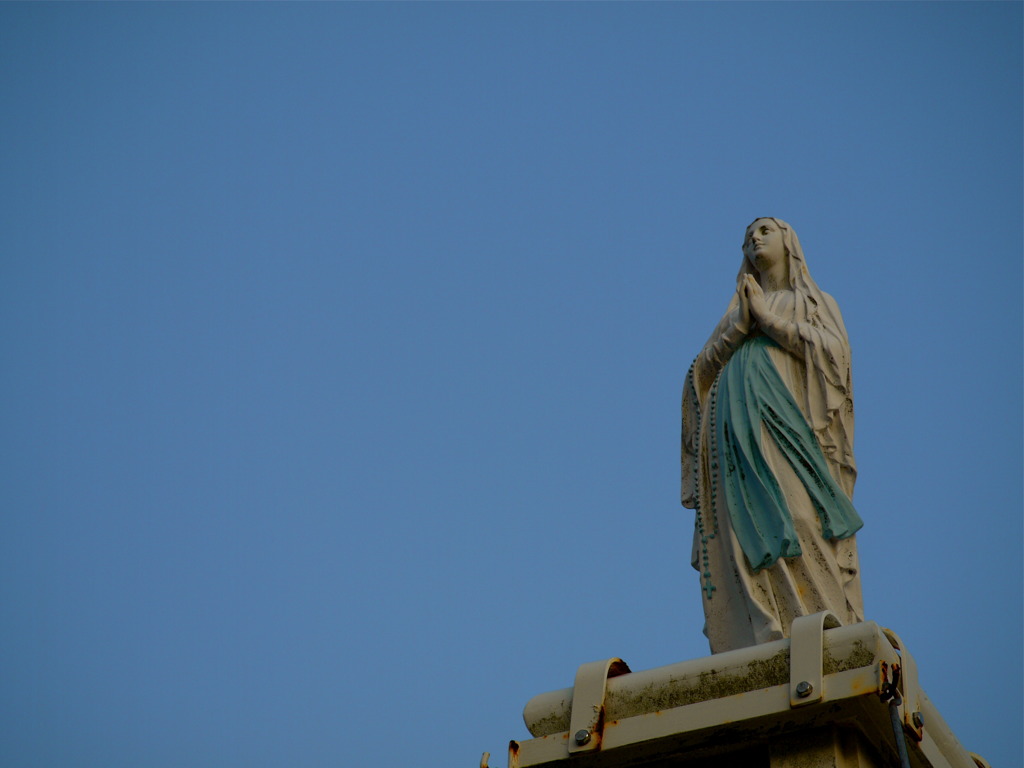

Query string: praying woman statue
[681,218,864,654]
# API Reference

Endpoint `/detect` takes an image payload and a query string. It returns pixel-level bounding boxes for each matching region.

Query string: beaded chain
[686,360,718,600]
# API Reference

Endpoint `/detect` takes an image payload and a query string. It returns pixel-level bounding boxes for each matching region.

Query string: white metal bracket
[882,626,925,741]
[789,610,840,708]
[566,657,631,755]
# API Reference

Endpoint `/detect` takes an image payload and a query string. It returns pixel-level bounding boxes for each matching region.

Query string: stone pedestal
[501,616,986,768]
[770,726,886,768]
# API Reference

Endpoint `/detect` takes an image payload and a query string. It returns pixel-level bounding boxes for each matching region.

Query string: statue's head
[742,218,787,273]
[739,218,809,290]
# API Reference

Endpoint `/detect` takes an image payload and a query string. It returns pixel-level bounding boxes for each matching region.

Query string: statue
[681,218,864,654]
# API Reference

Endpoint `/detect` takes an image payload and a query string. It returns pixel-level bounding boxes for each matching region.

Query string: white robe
[683,289,863,654]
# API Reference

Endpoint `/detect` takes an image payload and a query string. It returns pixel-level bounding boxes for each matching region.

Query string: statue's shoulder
[816,290,844,316]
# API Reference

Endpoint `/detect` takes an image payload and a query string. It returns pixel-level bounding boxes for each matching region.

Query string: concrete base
[605,725,878,767]
[771,726,882,768]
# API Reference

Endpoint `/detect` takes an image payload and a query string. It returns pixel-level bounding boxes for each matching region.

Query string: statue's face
[743,219,786,272]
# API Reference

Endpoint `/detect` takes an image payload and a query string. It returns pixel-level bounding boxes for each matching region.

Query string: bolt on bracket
[789,610,841,708]
[566,657,631,755]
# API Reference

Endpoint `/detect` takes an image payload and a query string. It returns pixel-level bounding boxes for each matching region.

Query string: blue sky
[1,3,1020,766]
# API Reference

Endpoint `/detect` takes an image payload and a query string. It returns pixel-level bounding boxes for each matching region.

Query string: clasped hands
[736,273,772,334]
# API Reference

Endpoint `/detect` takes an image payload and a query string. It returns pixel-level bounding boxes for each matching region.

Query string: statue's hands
[735,277,752,333]
[743,274,771,327]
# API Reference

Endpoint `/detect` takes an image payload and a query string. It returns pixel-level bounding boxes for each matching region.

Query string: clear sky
[1,3,1020,767]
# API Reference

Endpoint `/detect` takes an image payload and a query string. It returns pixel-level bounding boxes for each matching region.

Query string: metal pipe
[887,695,911,768]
